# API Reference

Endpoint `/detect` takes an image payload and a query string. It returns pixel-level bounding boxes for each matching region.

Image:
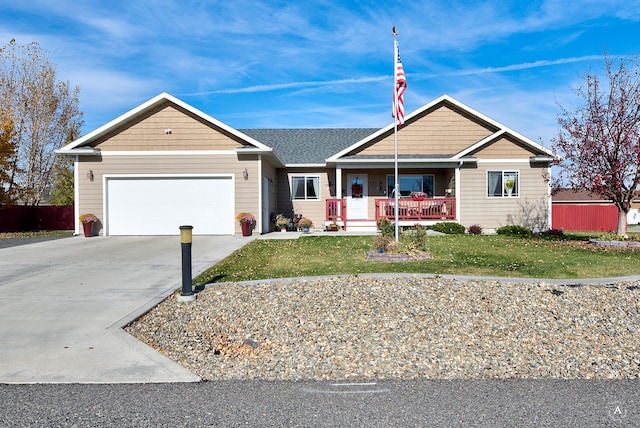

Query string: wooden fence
[0,205,74,232]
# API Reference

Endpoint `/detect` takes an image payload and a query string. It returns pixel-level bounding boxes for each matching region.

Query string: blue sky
[3,0,640,146]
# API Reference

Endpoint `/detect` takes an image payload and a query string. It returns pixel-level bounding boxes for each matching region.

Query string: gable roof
[240,128,378,166]
[327,95,557,162]
[57,92,272,154]
[57,93,557,167]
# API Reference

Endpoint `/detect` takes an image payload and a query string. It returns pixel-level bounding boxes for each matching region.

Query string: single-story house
[56,92,557,236]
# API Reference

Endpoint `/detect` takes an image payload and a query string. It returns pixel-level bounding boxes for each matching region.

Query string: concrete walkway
[0,234,256,384]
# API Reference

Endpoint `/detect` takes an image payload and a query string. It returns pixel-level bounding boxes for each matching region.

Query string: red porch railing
[326,198,348,230]
[325,198,456,226]
[375,198,456,221]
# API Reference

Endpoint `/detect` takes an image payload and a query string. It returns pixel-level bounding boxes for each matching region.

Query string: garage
[105,175,234,235]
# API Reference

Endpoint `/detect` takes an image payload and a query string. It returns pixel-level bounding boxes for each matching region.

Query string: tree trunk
[618,209,628,237]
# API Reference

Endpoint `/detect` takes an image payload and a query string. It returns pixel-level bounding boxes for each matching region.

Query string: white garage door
[106,176,234,235]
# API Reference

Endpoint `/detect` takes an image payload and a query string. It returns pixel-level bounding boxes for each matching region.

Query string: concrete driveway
[0,234,255,383]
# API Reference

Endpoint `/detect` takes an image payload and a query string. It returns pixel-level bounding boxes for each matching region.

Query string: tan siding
[276,168,331,229]
[356,105,494,156]
[76,153,260,235]
[94,104,245,151]
[459,162,549,229]
[473,136,538,159]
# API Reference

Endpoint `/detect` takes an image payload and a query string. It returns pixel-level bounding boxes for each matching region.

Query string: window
[487,170,519,197]
[387,175,434,197]
[292,176,320,200]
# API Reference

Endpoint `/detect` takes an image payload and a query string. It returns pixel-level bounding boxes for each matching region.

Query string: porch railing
[325,197,456,225]
[326,198,347,230]
[375,198,456,221]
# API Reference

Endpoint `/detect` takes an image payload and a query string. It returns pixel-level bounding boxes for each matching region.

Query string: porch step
[344,220,378,233]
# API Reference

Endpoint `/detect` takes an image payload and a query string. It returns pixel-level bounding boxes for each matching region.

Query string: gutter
[55,148,101,156]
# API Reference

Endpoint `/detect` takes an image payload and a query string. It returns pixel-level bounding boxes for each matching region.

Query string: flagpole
[393,29,400,242]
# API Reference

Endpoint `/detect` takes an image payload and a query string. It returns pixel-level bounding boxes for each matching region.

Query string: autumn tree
[552,53,640,236]
[0,39,83,206]
[48,125,80,206]
[0,108,18,207]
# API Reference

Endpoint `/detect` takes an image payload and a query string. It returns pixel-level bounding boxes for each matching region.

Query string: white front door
[347,174,368,220]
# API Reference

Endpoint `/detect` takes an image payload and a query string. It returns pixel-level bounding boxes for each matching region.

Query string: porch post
[455,164,461,222]
[336,167,343,201]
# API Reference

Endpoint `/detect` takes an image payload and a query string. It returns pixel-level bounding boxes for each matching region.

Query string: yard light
[177,225,196,302]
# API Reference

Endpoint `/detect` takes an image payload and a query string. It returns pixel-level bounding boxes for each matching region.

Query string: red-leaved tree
[552,53,640,236]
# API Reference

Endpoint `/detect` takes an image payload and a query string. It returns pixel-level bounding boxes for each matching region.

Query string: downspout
[455,161,462,222]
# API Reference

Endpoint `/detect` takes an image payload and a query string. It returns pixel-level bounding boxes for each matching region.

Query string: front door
[347,174,368,220]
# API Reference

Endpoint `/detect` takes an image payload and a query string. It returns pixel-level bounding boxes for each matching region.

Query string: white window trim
[486,170,520,198]
[291,175,321,201]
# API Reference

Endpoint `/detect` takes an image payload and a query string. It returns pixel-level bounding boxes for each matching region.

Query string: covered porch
[323,164,460,231]
[326,197,456,231]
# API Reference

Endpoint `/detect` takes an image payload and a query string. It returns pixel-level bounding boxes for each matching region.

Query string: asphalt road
[0,379,637,427]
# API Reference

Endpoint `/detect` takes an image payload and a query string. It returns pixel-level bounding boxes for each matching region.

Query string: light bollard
[177,225,196,302]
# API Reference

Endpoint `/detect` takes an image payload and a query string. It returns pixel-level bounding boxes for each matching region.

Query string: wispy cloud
[453,56,604,76]
[3,0,640,138]
[182,76,389,96]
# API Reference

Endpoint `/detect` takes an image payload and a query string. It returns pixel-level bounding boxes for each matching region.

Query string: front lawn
[194,233,640,284]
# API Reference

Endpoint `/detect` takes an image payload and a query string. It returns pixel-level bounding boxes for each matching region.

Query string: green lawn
[194,233,640,284]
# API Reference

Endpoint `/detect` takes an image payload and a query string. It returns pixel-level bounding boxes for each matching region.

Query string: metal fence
[551,204,618,232]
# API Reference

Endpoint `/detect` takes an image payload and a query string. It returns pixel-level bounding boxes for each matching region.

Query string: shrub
[538,228,564,237]
[430,222,466,235]
[376,218,395,238]
[403,224,428,250]
[496,225,533,238]
[468,224,483,235]
[372,235,392,251]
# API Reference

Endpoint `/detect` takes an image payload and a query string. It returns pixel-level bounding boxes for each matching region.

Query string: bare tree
[552,53,640,236]
[0,39,83,205]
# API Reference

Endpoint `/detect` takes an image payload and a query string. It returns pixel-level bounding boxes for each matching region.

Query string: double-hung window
[487,170,519,197]
[292,176,320,200]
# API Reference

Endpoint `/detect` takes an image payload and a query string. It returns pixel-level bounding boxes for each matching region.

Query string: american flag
[393,45,406,126]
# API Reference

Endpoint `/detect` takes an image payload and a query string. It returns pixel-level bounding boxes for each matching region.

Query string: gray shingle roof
[239,128,379,165]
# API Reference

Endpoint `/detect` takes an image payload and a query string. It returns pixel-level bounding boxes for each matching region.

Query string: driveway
[0,234,255,383]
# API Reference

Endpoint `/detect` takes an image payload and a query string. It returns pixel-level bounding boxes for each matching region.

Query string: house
[56,92,557,236]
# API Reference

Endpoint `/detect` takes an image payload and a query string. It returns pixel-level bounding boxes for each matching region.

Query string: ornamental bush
[496,225,533,238]
[430,222,466,235]
[376,218,395,238]
[468,224,483,235]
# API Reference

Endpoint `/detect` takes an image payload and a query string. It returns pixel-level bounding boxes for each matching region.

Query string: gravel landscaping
[126,275,640,380]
